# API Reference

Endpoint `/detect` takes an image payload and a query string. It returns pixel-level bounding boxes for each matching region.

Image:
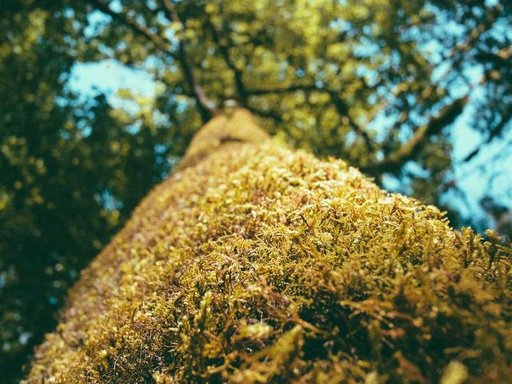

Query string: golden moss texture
[26,109,511,383]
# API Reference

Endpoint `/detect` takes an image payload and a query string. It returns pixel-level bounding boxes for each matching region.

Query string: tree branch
[203,15,249,105]
[161,0,217,122]
[87,0,217,122]
[462,110,512,163]
[246,84,318,96]
[328,90,374,152]
[246,83,375,149]
[86,0,171,53]
[364,96,469,173]
[245,105,284,123]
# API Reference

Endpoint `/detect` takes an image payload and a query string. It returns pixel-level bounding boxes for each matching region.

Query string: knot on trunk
[179,108,270,169]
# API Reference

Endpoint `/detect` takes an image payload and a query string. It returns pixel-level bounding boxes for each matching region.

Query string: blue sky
[70,61,156,103]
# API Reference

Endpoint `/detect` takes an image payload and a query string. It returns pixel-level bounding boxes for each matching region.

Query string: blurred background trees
[0,0,510,382]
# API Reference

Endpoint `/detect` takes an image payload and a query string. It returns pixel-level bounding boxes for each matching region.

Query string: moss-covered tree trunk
[26,109,511,383]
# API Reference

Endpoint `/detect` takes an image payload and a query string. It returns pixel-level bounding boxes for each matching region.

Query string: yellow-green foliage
[26,110,511,383]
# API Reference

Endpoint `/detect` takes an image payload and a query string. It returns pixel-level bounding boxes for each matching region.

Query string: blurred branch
[455,136,512,185]
[160,0,217,121]
[364,96,468,173]
[462,111,512,163]
[328,90,374,152]
[436,4,502,84]
[245,105,284,122]
[247,84,318,95]
[362,4,501,172]
[86,0,171,53]
[364,4,503,152]
[245,83,374,150]
[203,14,249,105]
[447,4,502,60]
[86,0,217,122]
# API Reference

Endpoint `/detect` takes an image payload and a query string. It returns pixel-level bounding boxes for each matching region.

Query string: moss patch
[26,110,511,383]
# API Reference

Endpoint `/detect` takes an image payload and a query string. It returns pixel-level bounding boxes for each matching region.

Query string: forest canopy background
[0,0,511,382]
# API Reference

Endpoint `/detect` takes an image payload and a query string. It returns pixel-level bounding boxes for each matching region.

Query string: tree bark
[25,109,511,383]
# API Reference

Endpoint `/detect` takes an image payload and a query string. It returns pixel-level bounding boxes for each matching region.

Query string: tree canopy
[0,0,511,382]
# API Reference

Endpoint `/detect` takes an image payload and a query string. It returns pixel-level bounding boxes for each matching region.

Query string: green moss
[26,110,511,383]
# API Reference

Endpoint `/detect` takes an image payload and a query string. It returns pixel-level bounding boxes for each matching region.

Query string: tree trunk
[25,109,511,383]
